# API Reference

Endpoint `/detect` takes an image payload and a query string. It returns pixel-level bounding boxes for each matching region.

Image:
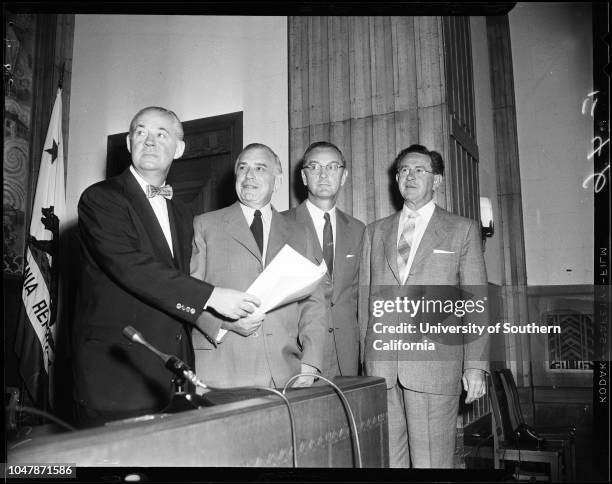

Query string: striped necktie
[397,211,418,283]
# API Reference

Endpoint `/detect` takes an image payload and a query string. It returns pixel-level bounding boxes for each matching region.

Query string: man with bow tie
[73,106,260,425]
[359,144,490,468]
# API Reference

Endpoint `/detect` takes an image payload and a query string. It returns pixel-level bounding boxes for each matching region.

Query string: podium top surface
[7,376,386,463]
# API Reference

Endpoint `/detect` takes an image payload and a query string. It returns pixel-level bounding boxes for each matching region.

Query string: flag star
[45,140,58,163]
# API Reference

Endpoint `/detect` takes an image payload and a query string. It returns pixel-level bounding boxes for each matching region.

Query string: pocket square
[433,249,455,254]
[346,254,355,258]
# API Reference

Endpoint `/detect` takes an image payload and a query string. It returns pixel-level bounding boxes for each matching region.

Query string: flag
[15,88,65,409]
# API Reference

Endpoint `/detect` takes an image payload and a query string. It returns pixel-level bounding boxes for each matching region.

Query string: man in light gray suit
[284,142,365,377]
[190,143,327,389]
[359,144,489,468]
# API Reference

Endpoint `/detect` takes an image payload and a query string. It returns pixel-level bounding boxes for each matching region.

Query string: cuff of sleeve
[216,328,228,343]
[301,361,320,374]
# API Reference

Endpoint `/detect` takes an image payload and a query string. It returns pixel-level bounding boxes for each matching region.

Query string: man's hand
[207,287,261,319]
[221,310,265,337]
[462,368,486,404]
[291,363,319,387]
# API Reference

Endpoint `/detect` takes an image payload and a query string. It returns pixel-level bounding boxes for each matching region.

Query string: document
[216,244,327,341]
[247,244,327,313]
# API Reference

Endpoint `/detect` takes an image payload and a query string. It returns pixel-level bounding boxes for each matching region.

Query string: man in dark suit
[190,143,327,389]
[284,142,365,377]
[359,144,489,468]
[73,106,260,425]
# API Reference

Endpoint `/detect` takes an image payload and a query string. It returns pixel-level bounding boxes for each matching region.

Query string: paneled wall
[289,16,483,224]
[443,16,480,221]
[289,17,455,224]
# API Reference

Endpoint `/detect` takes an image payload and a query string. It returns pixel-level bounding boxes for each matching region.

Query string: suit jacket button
[253,332,259,337]
[176,303,181,309]
[328,328,334,333]
[330,302,335,307]
[176,333,182,341]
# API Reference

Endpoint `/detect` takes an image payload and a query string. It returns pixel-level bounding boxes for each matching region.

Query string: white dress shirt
[130,165,173,257]
[305,199,337,261]
[239,202,273,265]
[397,199,436,284]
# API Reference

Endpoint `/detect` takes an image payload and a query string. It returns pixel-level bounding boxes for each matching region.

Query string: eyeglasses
[397,166,435,178]
[303,162,345,174]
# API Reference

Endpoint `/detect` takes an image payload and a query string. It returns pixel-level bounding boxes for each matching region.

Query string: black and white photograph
[3,1,610,482]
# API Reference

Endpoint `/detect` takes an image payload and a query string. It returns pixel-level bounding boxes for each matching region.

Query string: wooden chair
[488,370,576,482]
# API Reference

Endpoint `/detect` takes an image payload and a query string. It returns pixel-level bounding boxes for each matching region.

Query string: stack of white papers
[247,244,327,313]
[216,245,327,341]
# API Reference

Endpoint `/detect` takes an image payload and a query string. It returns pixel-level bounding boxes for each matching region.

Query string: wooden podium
[8,377,388,467]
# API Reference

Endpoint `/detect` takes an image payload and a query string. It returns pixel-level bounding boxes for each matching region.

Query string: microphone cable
[282,373,363,468]
[13,405,76,432]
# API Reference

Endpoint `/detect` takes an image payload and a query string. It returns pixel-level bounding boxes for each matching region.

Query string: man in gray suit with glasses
[284,141,365,378]
[359,144,490,468]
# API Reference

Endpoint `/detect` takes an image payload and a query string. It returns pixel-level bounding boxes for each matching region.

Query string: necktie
[397,211,418,283]
[323,212,334,277]
[146,184,173,200]
[251,209,264,255]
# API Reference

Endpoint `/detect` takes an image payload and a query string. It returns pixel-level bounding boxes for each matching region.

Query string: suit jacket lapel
[120,169,174,267]
[266,209,290,266]
[296,202,323,264]
[384,212,402,284]
[410,205,445,273]
[224,202,262,263]
[167,200,190,271]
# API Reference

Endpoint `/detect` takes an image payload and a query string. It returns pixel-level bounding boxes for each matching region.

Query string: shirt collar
[239,201,273,223]
[305,198,337,222]
[401,199,435,222]
[130,165,167,194]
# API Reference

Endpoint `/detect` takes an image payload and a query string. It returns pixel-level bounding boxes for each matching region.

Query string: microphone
[122,326,209,391]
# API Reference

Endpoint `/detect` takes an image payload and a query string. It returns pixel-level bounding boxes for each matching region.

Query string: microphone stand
[163,357,213,412]
[122,326,212,413]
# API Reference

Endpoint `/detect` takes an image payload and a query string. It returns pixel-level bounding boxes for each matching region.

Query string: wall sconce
[480,197,494,242]
[4,19,21,96]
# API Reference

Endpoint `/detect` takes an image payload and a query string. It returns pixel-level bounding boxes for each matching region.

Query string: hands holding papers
[219,245,327,340]
[247,244,327,313]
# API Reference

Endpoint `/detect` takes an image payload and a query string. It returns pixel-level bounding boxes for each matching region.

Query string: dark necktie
[251,209,264,255]
[146,184,173,200]
[323,212,334,277]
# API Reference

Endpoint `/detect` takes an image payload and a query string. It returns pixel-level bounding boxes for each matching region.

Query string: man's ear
[301,169,308,186]
[273,173,283,193]
[125,134,132,153]
[340,169,348,187]
[174,140,186,159]
[433,174,443,190]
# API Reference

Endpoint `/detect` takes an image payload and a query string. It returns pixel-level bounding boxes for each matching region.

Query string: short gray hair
[129,106,184,141]
[236,143,282,175]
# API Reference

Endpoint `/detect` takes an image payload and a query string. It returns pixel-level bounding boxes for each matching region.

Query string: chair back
[498,368,526,431]
[487,371,516,446]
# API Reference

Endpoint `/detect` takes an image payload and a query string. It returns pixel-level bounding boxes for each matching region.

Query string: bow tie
[146,184,173,200]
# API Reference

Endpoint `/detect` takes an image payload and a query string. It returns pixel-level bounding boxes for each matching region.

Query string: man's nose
[245,166,256,178]
[144,133,156,145]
